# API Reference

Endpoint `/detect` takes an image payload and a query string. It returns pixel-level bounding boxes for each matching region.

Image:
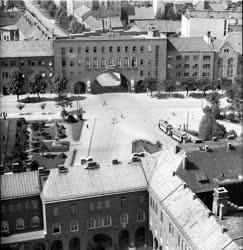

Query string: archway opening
[119,229,129,250]
[87,234,112,250]
[154,238,158,250]
[74,81,86,94]
[93,72,129,94]
[33,243,45,250]
[51,240,63,250]
[148,230,153,248]
[135,227,145,248]
[135,80,146,93]
[69,237,80,250]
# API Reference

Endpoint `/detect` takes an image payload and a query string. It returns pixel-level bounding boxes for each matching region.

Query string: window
[121,197,127,207]
[69,47,73,53]
[184,55,190,60]
[28,60,31,66]
[109,46,113,52]
[132,46,136,52]
[24,202,30,210]
[193,55,199,60]
[176,55,181,60]
[52,223,61,235]
[160,211,163,222]
[140,59,144,65]
[184,72,189,77]
[93,47,97,53]
[101,47,105,53]
[78,60,81,67]
[184,64,189,68]
[108,57,113,66]
[140,70,143,76]
[202,72,210,77]
[140,46,144,52]
[104,216,112,226]
[93,58,98,68]
[124,57,129,67]
[148,59,152,66]
[71,205,77,214]
[9,204,15,213]
[1,206,6,214]
[85,47,89,53]
[31,216,40,228]
[97,201,102,210]
[101,58,106,68]
[117,57,122,67]
[96,217,103,228]
[125,46,128,52]
[61,47,66,55]
[1,221,9,234]
[176,72,181,77]
[53,207,59,217]
[117,46,120,52]
[178,235,181,246]
[49,62,52,66]
[148,45,152,52]
[176,64,181,69]
[70,220,79,232]
[203,55,211,60]
[16,218,24,230]
[16,203,22,212]
[87,218,96,229]
[168,55,173,60]
[193,64,198,69]
[20,61,24,66]
[105,200,110,209]
[85,58,90,68]
[203,64,210,69]
[120,213,128,224]
[192,72,198,77]
[78,47,81,54]
[169,222,172,233]
[89,202,94,211]
[70,61,74,67]
[137,211,145,222]
[132,57,137,67]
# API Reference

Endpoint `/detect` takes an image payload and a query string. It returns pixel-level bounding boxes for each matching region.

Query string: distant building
[167,36,215,85]
[129,6,155,25]
[0,40,54,94]
[181,8,242,39]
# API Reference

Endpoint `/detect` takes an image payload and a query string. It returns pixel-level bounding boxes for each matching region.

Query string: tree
[121,7,129,26]
[206,91,221,105]
[218,77,231,93]
[212,122,226,139]
[197,77,212,96]
[7,71,25,101]
[55,94,73,119]
[144,77,158,96]
[155,8,165,20]
[29,74,47,101]
[163,80,175,95]
[166,7,177,20]
[48,1,57,18]
[52,75,67,95]
[181,77,197,96]
[211,103,220,119]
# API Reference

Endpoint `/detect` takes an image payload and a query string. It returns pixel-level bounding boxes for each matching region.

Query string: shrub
[212,122,226,139]
[66,114,77,123]
[155,93,169,99]
[188,93,204,98]
[30,160,39,170]
[206,92,221,105]
[172,93,185,98]
[226,113,235,121]
[227,129,237,137]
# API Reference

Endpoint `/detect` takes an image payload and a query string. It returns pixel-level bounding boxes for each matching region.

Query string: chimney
[219,204,224,220]
[174,145,180,154]
[182,154,188,170]
[212,187,228,216]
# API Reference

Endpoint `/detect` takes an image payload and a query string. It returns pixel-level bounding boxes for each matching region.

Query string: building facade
[54,30,167,94]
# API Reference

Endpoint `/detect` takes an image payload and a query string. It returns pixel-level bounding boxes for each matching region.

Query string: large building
[181,8,242,39]
[167,37,215,84]
[1,138,243,250]
[0,40,54,94]
[53,30,167,94]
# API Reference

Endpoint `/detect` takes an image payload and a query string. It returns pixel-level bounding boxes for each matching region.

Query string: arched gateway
[87,234,112,250]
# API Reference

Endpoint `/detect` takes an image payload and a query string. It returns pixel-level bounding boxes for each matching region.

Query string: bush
[227,129,237,137]
[188,93,204,98]
[155,93,169,99]
[212,122,226,139]
[30,160,39,170]
[66,114,77,123]
[226,113,235,121]
[171,93,185,98]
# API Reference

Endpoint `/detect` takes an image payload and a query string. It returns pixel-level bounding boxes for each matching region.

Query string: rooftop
[0,11,22,27]
[74,4,91,19]
[217,32,242,54]
[177,138,243,194]
[168,37,213,52]
[1,171,40,200]
[0,40,54,58]
[41,162,147,203]
[129,6,155,21]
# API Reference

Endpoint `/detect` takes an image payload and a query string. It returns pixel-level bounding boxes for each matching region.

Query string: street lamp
[131,78,135,92]
[87,79,91,93]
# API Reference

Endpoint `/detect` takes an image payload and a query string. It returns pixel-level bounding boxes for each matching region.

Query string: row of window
[1,216,40,233]
[168,55,211,61]
[168,71,210,78]
[172,63,211,69]
[1,201,38,214]
[62,45,150,55]
[1,71,53,79]
[1,61,52,67]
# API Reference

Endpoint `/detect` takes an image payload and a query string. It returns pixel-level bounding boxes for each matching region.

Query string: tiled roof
[177,138,243,194]
[1,171,40,200]
[74,4,91,18]
[83,15,102,30]
[129,6,155,21]
[0,40,54,58]
[168,37,213,51]
[218,32,242,54]
[131,20,181,33]
[42,162,147,203]
[141,148,240,250]
[102,17,123,29]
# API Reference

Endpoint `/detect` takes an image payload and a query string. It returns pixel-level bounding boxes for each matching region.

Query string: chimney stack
[219,204,224,220]
[182,154,188,170]
[174,145,180,154]
[212,187,228,216]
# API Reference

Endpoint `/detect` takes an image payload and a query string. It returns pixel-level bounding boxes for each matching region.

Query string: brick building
[0,40,54,94]
[167,37,215,85]
[53,30,167,94]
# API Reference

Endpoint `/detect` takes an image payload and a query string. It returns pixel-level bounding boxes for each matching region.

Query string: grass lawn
[31,153,66,169]
[71,121,84,141]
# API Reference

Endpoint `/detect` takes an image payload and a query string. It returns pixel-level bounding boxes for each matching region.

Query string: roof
[141,148,240,250]
[41,162,147,203]
[0,24,18,30]
[129,6,155,21]
[0,11,22,27]
[0,40,54,58]
[1,171,41,200]
[177,138,243,194]
[74,4,91,18]
[102,17,123,29]
[168,37,213,52]
[131,20,181,33]
[209,2,228,11]
[217,32,242,54]
[83,15,102,30]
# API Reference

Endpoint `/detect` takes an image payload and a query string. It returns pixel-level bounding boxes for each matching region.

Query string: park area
[0,90,242,172]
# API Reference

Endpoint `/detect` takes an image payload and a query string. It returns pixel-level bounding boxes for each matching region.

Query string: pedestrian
[86,124,89,129]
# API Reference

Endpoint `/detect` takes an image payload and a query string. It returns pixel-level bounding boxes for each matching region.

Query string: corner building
[53,30,167,94]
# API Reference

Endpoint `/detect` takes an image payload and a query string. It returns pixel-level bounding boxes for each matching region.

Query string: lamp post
[87,79,91,94]
[131,78,135,92]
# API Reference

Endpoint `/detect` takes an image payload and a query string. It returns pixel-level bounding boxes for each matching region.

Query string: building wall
[98,0,121,18]
[167,50,215,84]
[0,56,54,94]
[0,28,19,41]
[54,35,167,93]
[149,193,193,250]
[1,196,43,236]
[44,190,149,249]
